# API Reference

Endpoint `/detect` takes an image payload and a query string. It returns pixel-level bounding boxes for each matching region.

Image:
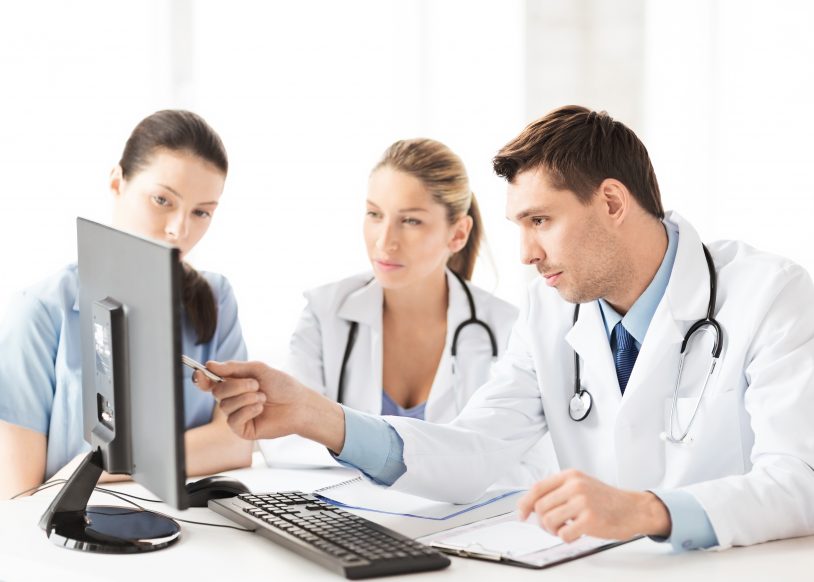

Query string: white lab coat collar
[336,268,469,329]
[663,211,712,322]
[428,269,473,416]
[336,275,381,328]
[334,268,472,420]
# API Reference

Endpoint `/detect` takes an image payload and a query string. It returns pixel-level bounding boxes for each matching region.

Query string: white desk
[2,462,812,582]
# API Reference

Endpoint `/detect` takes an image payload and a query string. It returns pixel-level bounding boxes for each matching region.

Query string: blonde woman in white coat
[264,139,552,485]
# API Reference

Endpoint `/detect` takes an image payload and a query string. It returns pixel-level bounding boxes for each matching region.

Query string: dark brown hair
[119,110,228,344]
[372,138,483,280]
[493,105,664,219]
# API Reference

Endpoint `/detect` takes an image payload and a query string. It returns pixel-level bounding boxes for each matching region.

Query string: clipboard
[424,512,641,569]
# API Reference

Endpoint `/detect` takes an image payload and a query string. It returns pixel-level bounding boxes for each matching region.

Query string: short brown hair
[493,105,664,219]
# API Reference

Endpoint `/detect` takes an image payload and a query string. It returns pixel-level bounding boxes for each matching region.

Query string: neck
[605,219,668,315]
[383,267,448,321]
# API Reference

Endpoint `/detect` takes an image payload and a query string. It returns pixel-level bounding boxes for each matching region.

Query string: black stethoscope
[336,271,498,405]
[568,244,723,438]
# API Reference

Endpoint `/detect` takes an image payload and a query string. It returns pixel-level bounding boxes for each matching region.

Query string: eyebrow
[366,200,429,213]
[509,206,550,221]
[158,183,219,206]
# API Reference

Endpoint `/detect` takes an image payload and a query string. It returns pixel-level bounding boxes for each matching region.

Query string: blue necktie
[612,322,639,394]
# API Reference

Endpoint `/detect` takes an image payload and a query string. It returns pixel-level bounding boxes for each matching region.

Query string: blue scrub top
[0,263,248,480]
[380,390,427,420]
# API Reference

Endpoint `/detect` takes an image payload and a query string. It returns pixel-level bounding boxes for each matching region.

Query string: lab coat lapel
[619,213,710,405]
[662,212,711,322]
[425,270,466,421]
[565,301,621,413]
[336,278,383,414]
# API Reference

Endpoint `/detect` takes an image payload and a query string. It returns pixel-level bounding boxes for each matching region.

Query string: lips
[374,259,404,272]
[543,272,562,287]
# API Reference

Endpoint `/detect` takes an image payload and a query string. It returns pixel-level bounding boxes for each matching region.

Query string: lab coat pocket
[662,390,744,488]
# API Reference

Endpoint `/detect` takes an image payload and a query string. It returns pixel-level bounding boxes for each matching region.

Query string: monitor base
[47,505,180,553]
[39,449,181,554]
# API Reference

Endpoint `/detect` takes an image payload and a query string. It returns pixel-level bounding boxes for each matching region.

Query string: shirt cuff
[333,406,407,486]
[649,489,719,551]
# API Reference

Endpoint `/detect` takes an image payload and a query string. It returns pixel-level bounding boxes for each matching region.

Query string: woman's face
[364,166,471,290]
[110,149,225,260]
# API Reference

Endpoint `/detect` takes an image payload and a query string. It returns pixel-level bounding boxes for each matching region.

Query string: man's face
[506,168,627,304]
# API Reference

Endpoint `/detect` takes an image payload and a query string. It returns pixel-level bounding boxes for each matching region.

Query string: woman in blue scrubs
[0,110,252,498]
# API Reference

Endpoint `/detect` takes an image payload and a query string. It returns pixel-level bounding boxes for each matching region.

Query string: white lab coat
[275,268,555,484]
[384,212,814,549]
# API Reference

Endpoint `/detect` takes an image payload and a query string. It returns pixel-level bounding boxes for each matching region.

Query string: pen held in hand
[182,354,224,383]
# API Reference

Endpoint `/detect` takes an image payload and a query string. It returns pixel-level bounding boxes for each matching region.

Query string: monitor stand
[38,448,181,553]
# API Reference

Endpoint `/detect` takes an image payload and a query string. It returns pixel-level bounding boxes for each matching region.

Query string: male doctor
[199,106,814,551]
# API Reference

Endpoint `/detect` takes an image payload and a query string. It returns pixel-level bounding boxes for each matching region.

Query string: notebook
[314,476,521,520]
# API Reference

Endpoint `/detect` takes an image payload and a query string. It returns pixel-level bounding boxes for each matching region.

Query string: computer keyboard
[208,491,451,579]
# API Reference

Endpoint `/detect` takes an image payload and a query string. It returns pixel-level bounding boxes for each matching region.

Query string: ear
[597,178,629,223]
[448,214,473,254]
[109,165,124,197]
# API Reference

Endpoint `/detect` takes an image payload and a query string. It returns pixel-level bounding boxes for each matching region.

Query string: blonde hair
[372,138,483,280]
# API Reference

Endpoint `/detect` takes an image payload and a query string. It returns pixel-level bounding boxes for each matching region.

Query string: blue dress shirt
[337,223,718,550]
[0,263,248,480]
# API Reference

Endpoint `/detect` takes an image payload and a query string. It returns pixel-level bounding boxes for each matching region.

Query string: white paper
[258,435,343,469]
[219,464,360,494]
[317,479,520,520]
[436,514,562,556]
[429,512,624,567]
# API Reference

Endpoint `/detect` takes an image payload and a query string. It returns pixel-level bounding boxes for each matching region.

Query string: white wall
[0,0,526,363]
[642,0,814,272]
[0,1,173,286]
[2,0,812,364]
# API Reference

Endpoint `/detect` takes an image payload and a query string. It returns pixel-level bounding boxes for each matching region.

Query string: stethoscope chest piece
[569,389,593,422]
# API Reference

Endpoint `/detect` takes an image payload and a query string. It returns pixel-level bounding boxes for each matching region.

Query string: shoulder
[15,264,79,323]
[0,264,78,355]
[198,270,238,305]
[709,239,809,292]
[465,281,519,321]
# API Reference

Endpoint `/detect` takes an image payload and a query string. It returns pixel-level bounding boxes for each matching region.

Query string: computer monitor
[38,217,189,553]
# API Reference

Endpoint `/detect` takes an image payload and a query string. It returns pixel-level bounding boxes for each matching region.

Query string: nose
[165,211,188,242]
[375,221,398,252]
[520,228,544,266]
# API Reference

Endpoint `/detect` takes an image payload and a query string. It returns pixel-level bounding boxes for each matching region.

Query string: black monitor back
[77,218,188,509]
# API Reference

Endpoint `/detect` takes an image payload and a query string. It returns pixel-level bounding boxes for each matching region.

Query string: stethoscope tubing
[337,271,498,405]
[569,244,724,443]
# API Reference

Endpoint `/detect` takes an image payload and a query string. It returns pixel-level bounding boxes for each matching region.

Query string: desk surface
[2,462,812,582]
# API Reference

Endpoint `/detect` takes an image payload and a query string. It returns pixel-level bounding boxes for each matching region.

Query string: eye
[152,194,171,207]
[402,217,422,226]
[366,210,381,219]
[192,209,212,219]
[531,216,548,227]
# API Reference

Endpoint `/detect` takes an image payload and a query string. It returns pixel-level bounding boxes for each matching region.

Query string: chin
[373,274,403,290]
[373,270,411,290]
[558,287,602,305]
